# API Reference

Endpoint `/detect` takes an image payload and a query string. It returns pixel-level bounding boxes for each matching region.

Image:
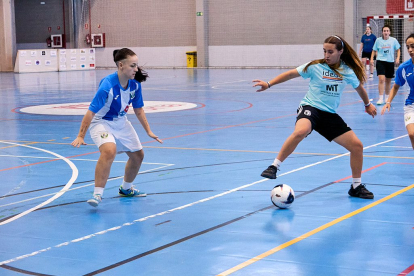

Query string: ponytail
[134,67,149,83]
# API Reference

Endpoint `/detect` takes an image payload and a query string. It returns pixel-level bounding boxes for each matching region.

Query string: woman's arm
[253,69,300,92]
[71,110,95,147]
[133,107,163,143]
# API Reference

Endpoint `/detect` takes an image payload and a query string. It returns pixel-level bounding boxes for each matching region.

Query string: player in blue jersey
[359,26,376,78]
[371,25,401,105]
[381,33,414,148]
[253,35,377,199]
[71,48,163,207]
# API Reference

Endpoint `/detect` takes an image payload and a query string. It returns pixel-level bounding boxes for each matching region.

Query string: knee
[130,150,144,163]
[408,131,414,142]
[100,147,117,161]
[351,140,364,154]
[292,129,309,140]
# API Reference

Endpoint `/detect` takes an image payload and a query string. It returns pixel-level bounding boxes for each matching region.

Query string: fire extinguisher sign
[407,0,414,10]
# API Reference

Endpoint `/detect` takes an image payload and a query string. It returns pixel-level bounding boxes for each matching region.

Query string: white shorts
[404,105,414,127]
[90,120,142,153]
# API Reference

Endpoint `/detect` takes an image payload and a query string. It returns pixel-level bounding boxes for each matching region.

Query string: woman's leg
[124,149,144,183]
[377,75,385,104]
[406,124,414,149]
[261,118,312,179]
[276,118,312,162]
[95,142,117,188]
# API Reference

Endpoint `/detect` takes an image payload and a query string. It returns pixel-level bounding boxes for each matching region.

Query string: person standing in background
[359,26,377,79]
[371,25,401,105]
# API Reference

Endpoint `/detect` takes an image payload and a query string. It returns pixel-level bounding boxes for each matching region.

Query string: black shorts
[376,60,395,78]
[361,51,374,59]
[296,105,351,142]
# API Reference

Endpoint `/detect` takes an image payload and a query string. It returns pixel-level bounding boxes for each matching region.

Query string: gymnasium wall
[12,0,399,68]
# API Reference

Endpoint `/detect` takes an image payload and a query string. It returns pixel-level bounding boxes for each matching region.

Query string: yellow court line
[217,183,414,276]
[0,142,38,150]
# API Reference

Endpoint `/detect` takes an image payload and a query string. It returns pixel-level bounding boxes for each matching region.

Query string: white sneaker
[87,194,102,207]
[376,98,384,105]
[369,74,373,79]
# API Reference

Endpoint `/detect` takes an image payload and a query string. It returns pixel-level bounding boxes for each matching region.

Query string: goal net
[366,14,414,63]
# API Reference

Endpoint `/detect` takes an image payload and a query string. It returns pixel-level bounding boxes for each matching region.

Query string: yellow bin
[186,51,197,67]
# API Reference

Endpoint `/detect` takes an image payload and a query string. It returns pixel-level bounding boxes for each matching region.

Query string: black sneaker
[348,184,374,199]
[261,165,278,179]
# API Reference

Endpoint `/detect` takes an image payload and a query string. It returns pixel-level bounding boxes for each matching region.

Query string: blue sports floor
[0,68,413,275]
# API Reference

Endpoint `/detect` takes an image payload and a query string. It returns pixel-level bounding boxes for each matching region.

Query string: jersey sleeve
[296,62,312,79]
[88,79,110,113]
[394,38,401,50]
[372,39,379,52]
[131,81,144,108]
[346,69,360,89]
[394,65,406,87]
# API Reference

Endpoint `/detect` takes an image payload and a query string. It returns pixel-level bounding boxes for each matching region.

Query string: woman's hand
[381,102,391,115]
[365,103,377,118]
[71,137,86,148]
[148,131,163,143]
[252,80,270,92]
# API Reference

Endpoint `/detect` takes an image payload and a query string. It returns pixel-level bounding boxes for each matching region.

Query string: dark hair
[303,35,366,84]
[406,33,414,42]
[113,48,149,82]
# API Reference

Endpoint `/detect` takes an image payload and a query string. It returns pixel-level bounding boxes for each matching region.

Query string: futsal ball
[270,184,295,209]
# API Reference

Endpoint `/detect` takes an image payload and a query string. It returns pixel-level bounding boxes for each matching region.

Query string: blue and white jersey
[372,37,401,62]
[89,72,144,127]
[296,62,360,113]
[394,59,414,105]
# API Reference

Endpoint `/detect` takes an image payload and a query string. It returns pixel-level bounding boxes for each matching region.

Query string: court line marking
[0,164,174,209]
[217,182,414,276]
[0,135,407,266]
[0,141,78,226]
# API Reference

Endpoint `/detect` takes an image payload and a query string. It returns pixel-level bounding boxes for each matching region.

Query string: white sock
[94,187,104,196]
[272,158,282,169]
[121,181,133,190]
[352,178,362,189]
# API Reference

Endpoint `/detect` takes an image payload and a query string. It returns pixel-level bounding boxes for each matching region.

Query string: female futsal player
[359,26,376,78]
[371,25,401,105]
[381,33,414,148]
[71,48,162,207]
[253,35,377,199]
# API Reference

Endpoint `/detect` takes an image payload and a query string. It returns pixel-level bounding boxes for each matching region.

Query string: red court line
[330,162,388,183]
[398,263,414,276]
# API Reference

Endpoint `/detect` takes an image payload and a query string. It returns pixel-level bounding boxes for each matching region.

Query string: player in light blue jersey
[371,25,401,105]
[382,33,414,148]
[72,48,163,207]
[253,35,377,199]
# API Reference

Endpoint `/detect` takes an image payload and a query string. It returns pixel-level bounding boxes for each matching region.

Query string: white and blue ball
[270,184,295,209]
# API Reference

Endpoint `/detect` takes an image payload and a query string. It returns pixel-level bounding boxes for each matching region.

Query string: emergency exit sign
[196,12,203,16]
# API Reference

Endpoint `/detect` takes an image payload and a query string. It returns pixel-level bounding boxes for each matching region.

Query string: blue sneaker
[119,185,147,197]
[87,194,102,207]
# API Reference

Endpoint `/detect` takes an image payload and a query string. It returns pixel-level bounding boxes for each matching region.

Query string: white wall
[95,46,197,68]
[94,45,322,68]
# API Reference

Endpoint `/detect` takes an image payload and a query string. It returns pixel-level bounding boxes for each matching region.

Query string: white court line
[380,146,412,149]
[0,141,78,226]
[0,164,174,208]
[0,135,407,266]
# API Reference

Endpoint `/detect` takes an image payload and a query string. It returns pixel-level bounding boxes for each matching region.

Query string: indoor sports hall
[0,0,413,275]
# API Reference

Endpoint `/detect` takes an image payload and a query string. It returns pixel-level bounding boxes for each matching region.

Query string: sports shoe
[348,184,374,199]
[369,73,373,79]
[87,194,102,207]
[261,165,279,179]
[119,185,147,197]
[376,98,384,105]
